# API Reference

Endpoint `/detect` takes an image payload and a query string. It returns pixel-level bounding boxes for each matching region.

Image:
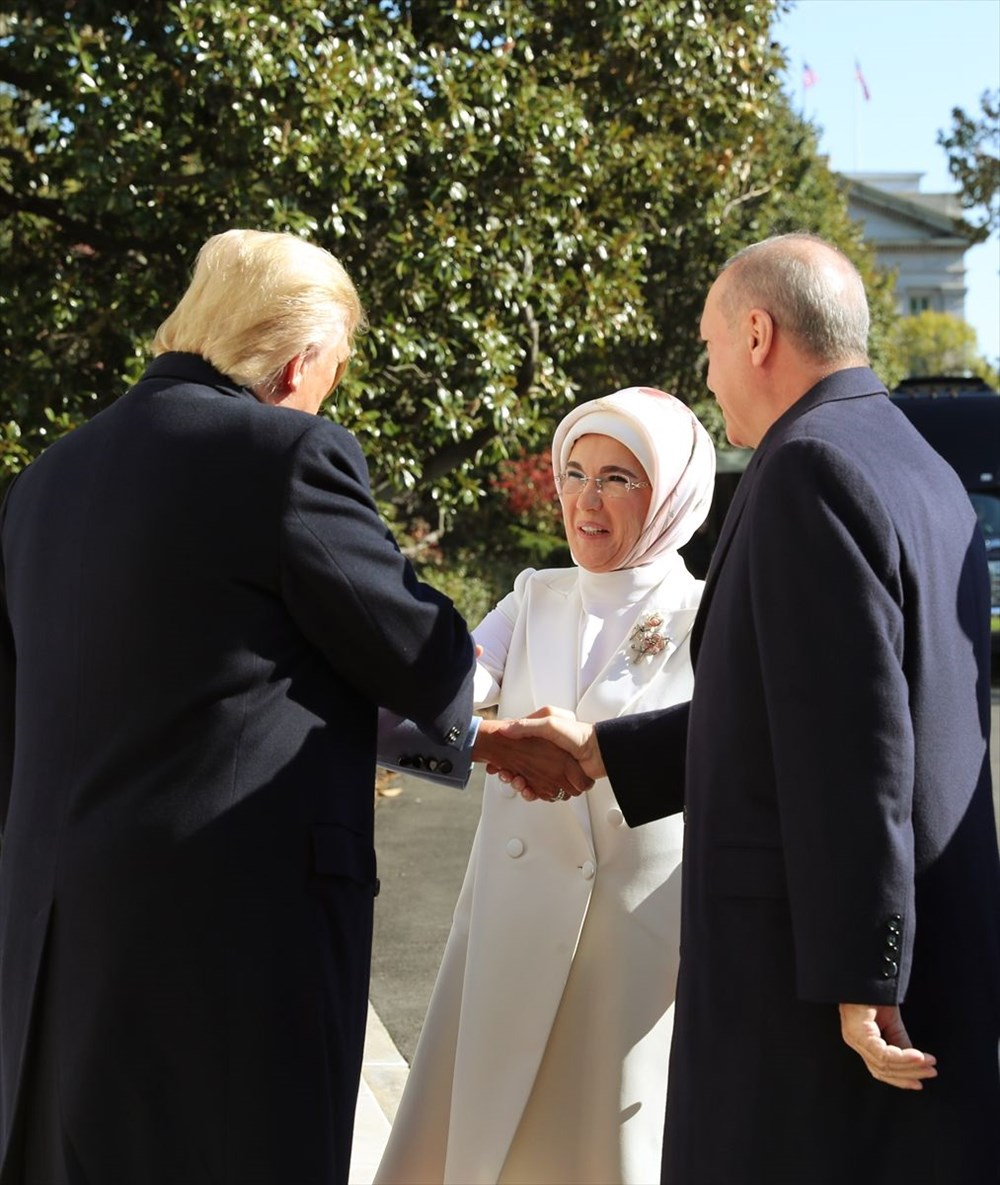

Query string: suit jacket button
[506,837,525,859]
[439,760,453,775]
[881,957,899,979]
[445,725,460,744]
[581,860,596,880]
[373,878,381,898]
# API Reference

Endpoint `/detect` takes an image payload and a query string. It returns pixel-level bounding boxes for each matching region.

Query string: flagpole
[853,59,870,171]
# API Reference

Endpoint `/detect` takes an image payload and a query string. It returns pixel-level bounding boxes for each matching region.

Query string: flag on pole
[803,62,818,90]
[854,60,871,101]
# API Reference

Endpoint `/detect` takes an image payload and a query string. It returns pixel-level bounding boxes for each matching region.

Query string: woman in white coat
[375,387,716,1185]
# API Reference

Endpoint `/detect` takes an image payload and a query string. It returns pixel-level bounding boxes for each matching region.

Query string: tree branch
[515,246,539,396]
[0,185,137,253]
[0,62,46,93]
[371,422,499,502]
[721,182,776,220]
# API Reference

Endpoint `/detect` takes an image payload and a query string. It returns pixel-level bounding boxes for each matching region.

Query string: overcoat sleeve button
[880,956,899,979]
[506,837,525,858]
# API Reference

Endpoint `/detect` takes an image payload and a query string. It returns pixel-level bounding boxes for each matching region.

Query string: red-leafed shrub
[491,449,563,534]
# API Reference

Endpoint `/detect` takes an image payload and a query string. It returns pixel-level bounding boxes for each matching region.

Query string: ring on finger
[554,788,567,801]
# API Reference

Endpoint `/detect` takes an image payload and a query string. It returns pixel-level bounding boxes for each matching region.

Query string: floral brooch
[628,612,670,663]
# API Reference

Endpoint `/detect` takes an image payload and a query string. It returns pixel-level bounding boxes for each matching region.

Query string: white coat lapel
[521,574,581,714]
[576,607,699,723]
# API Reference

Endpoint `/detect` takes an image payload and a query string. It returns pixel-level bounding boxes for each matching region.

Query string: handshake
[470,709,607,803]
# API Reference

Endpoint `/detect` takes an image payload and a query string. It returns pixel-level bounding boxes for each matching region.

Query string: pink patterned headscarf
[551,386,716,569]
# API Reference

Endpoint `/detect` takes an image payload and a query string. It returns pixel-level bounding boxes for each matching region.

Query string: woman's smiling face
[559,434,652,573]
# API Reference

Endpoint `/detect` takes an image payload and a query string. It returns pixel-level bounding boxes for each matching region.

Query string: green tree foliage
[890,310,999,388]
[937,89,1000,242]
[0,0,895,514]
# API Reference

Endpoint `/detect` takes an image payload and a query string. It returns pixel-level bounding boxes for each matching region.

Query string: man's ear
[282,352,307,393]
[746,307,775,368]
[329,355,350,395]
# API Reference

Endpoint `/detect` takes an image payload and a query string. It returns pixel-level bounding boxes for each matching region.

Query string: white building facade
[842,171,974,320]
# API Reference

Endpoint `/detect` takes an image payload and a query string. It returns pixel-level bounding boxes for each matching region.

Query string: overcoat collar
[136,352,259,403]
[691,367,886,664]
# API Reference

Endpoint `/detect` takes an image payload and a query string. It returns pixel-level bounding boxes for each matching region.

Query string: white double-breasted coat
[375,560,702,1184]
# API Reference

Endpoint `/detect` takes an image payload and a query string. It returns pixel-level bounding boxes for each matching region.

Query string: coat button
[445,725,460,744]
[499,783,517,799]
[581,860,596,880]
[506,838,525,858]
[880,956,899,979]
[606,807,625,827]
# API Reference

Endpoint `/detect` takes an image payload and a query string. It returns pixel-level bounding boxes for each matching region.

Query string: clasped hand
[472,707,604,802]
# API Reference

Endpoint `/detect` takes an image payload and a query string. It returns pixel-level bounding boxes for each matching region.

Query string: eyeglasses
[555,470,650,500]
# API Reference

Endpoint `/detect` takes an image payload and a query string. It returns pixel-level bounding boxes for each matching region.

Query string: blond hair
[153,229,367,392]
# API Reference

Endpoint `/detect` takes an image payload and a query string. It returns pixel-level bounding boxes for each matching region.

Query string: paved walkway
[348,1002,409,1185]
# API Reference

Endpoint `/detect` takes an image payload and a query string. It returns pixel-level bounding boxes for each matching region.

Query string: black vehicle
[890,376,1000,653]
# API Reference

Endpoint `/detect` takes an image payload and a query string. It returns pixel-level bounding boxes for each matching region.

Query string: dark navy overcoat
[598,368,1000,1184]
[0,354,474,1184]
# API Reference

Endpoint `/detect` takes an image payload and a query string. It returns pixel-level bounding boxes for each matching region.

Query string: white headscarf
[551,386,716,570]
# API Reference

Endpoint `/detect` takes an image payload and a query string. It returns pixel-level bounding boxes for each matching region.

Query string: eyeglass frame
[554,469,651,499]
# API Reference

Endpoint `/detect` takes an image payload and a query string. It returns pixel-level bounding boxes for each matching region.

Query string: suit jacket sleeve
[279,420,475,748]
[374,571,529,784]
[750,437,914,1003]
[376,712,480,788]
[597,701,689,827]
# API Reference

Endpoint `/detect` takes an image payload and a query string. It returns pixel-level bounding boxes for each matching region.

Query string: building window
[907,292,941,315]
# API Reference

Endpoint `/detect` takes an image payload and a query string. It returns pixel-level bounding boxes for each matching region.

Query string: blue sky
[773,0,1000,368]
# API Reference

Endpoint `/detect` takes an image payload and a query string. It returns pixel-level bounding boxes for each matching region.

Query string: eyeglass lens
[558,472,637,499]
